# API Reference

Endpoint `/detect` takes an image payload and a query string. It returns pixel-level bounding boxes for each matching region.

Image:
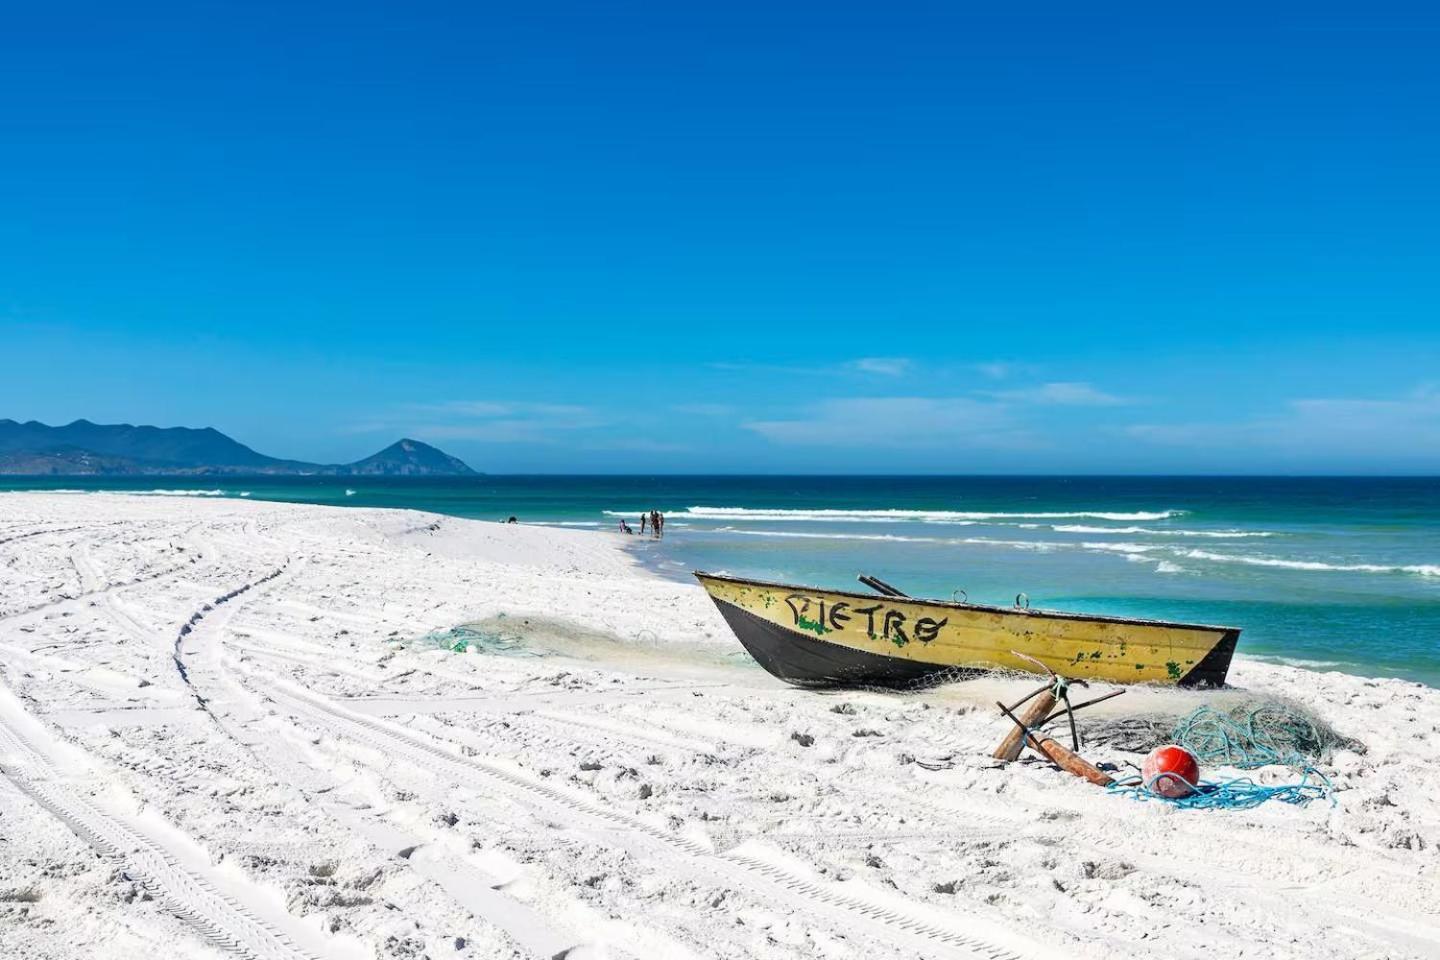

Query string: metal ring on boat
[952,588,967,604]
[1014,592,1030,610]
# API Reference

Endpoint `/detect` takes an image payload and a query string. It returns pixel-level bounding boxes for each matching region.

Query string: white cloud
[578,437,693,453]
[974,362,1016,380]
[848,357,912,377]
[414,400,593,420]
[409,421,583,443]
[671,403,735,417]
[709,357,915,378]
[705,360,812,375]
[988,382,1129,406]
[743,396,1030,449]
[1126,385,1440,461]
[352,400,604,445]
[970,361,1043,381]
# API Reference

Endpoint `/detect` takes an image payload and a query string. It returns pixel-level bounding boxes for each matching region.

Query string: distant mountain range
[0,420,477,476]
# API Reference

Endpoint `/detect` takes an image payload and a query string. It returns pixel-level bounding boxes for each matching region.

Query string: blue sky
[3,2,1438,473]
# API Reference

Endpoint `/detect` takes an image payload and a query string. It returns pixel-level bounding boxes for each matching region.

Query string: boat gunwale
[693,570,1240,636]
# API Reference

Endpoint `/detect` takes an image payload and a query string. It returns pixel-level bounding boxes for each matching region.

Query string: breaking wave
[716,529,944,543]
[960,537,1063,551]
[1051,525,1273,538]
[695,527,1438,579]
[20,488,245,497]
[606,506,1186,523]
[129,489,241,497]
[701,529,1069,551]
[1245,654,1352,670]
[1079,542,1156,554]
[1177,549,1440,577]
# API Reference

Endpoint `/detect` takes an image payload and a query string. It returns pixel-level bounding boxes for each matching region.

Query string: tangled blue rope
[1108,768,1335,810]
[1172,704,1340,769]
[1108,705,1340,810]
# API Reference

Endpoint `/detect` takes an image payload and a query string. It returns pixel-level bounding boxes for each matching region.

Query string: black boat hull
[712,597,973,688]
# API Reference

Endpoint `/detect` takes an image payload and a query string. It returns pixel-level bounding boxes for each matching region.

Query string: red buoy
[1142,744,1200,798]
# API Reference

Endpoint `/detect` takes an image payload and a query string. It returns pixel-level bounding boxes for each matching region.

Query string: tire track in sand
[248,673,1032,960]
[181,579,655,959]
[0,689,322,960]
[371,671,1438,957]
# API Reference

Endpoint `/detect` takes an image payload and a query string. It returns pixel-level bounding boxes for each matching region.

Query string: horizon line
[4,472,1439,480]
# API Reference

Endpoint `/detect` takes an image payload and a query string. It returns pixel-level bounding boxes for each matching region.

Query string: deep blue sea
[4,476,1437,685]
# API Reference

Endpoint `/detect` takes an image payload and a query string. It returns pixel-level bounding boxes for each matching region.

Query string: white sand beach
[1,493,1437,960]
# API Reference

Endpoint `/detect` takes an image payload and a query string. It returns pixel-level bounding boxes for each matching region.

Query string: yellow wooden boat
[695,571,1238,688]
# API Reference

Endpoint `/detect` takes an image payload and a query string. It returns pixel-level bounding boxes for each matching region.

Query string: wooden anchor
[990,651,1125,783]
[1040,689,1127,730]
[995,701,1115,787]
[991,678,1058,762]
[992,651,1088,761]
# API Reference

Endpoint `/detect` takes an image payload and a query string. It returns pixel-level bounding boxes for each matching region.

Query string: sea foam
[1178,549,1440,577]
[716,529,943,543]
[693,527,1437,578]
[1051,524,1273,538]
[607,506,1186,523]
[130,489,234,497]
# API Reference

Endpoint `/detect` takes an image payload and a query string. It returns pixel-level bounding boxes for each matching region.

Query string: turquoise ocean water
[4,476,1437,685]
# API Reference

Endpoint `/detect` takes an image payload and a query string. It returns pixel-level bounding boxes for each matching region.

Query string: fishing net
[415,615,751,671]
[416,621,540,657]
[1172,700,1363,768]
[853,664,990,695]
[1079,713,1182,753]
[1083,694,1361,764]
[1090,697,1360,810]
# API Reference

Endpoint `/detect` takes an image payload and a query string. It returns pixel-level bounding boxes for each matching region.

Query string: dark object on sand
[993,653,1125,762]
[993,681,1059,762]
[995,699,1115,787]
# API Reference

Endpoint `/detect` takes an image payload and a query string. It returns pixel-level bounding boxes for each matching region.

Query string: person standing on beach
[656,511,664,538]
[640,513,648,535]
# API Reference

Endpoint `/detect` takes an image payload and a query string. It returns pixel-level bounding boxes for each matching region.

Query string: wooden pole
[1031,735,1115,788]
[992,689,1057,762]
[996,701,1115,787]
